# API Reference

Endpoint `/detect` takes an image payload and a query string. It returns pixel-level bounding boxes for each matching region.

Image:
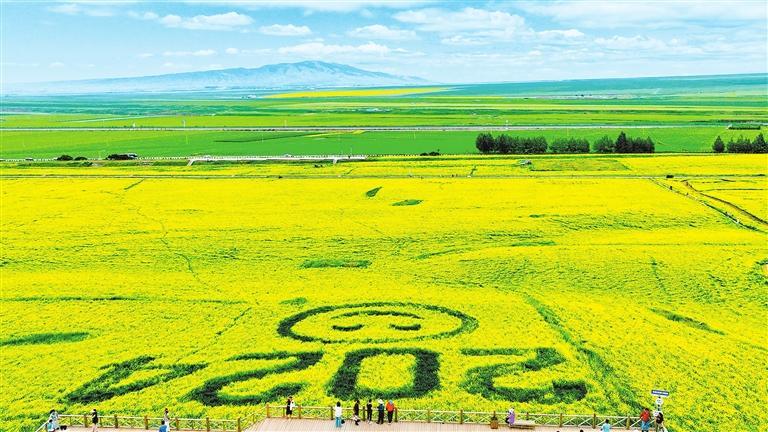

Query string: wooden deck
[247,419,641,432]
[62,420,642,432]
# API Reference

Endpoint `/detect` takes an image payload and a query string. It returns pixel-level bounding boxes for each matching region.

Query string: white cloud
[185,1,430,12]
[348,24,417,40]
[538,29,584,39]
[594,35,704,55]
[225,47,240,55]
[277,41,398,56]
[48,3,116,17]
[158,12,253,31]
[128,11,159,20]
[48,4,80,15]
[440,35,487,46]
[518,1,767,28]
[259,24,312,36]
[163,49,217,57]
[395,7,528,33]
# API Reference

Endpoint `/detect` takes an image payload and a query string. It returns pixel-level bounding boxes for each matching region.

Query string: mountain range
[5,61,429,95]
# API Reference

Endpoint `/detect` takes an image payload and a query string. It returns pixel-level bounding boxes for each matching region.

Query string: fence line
[36,406,648,431]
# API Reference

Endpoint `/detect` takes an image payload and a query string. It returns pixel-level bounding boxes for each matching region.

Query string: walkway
[61,419,642,432]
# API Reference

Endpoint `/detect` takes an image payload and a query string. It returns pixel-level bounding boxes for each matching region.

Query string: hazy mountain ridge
[5,61,430,95]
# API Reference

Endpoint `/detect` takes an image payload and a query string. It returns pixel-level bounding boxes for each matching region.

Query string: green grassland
[2,94,767,128]
[1,76,766,158]
[1,127,764,159]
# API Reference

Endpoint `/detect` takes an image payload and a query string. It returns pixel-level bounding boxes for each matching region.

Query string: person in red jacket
[639,407,651,432]
[385,400,395,424]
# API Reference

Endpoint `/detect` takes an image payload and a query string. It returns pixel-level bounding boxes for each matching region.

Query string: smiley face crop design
[277,302,478,343]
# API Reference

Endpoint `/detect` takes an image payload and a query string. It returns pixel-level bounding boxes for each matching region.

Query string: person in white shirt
[334,402,344,428]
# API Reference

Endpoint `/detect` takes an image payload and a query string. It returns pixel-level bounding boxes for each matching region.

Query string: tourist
[286,396,295,417]
[601,419,611,432]
[506,407,515,427]
[376,399,385,424]
[91,409,99,432]
[45,420,54,432]
[366,399,373,423]
[639,407,651,432]
[386,400,395,424]
[334,401,343,428]
[163,408,170,427]
[353,399,360,426]
[158,420,169,432]
[48,410,60,431]
[655,411,666,432]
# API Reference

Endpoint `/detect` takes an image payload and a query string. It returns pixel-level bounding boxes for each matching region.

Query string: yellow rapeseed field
[1,155,766,431]
[265,87,447,98]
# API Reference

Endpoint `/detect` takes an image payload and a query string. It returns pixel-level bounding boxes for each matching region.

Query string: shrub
[712,136,725,153]
[549,138,590,154]
[495,134,512,154]
[475,133,495,153]
[593,135,615,153]
[56,154,73,161]
[73,156,88,161]
[754,133,767,153]
[614,132,654,153]
[726,135,753,153]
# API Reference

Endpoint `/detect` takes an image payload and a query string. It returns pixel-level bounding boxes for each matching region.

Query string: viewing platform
[41,408,649,432]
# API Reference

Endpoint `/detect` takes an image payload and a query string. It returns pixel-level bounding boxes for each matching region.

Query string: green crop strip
[66,356,206,404]
[651,308,725,335]
[277,302,478,344]
[187,351,322,406]
[0,332,89,346]
[460,347,586,403]
[329,348,440,399]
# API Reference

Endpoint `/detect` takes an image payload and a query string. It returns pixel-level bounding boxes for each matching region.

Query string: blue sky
[1,0,766,84]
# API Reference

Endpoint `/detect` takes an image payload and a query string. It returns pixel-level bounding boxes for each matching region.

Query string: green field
[2,76,766,159]
[2,94,767,128]
[1,127,765,159]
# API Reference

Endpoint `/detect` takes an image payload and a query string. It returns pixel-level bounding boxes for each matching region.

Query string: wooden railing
[264,404,647,429]
[37,406,651,431]
[51,413,251,432]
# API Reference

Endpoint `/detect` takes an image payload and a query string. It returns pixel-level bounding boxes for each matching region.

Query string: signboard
[651,389,670,397]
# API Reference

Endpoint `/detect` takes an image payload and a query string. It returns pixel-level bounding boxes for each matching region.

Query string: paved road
[0,124,707,132]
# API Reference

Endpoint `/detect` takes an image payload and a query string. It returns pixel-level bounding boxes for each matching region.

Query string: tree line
[475,131,654,154]
[712,133,766,153]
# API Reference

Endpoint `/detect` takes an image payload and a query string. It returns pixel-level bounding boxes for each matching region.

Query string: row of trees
[476,131,654,154]
[713,133,767,153]
[475,133,548,154]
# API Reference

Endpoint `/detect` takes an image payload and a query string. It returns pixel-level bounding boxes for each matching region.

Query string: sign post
[651,389,670,428]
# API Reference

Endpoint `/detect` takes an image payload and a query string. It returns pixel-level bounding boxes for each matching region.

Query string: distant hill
[441,73,768,97]
[5,61,429,95]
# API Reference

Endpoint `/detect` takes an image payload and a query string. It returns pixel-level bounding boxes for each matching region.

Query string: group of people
[505,407,666,432]
[45,407,172,432]
[285,397,396,428]
[44,409,99,432]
